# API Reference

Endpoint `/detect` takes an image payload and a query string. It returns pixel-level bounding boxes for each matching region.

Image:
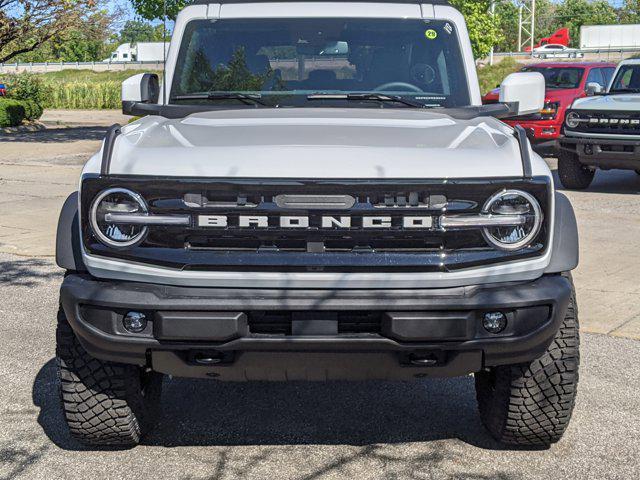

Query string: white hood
[572,93,640,112]
[88,108,547,179]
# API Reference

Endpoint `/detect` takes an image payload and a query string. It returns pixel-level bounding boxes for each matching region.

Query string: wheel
[557,149,594,189]
[474,274,579,447]
[56,306,163,447]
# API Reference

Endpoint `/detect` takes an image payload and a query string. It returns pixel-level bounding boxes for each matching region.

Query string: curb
[0,122,46,134]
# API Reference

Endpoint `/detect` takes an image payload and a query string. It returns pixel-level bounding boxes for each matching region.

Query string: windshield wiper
[306,93,429,108]
[172,92,267,106]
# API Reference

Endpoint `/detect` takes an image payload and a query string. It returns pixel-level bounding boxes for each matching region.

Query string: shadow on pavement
[0,258,61,287]
[0,127,107,143]
[33,358,525,453]
[551,168,640,195]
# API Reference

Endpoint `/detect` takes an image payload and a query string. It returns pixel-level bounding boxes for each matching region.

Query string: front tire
[474,275,579,447]
[56,306,163,447]
[558,149,594,189]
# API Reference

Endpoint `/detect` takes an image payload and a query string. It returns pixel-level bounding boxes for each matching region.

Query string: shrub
[4,73,49,105]
[22,99,44,120]
[0,98,27,127]
[476,57,521,97]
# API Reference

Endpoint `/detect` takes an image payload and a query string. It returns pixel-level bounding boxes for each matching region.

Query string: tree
[555,0,618,47]
[450,0,503,59]
[130,0,187,21]
[0,0,113,64]
[620,0,640,23]
[119,20,167,45]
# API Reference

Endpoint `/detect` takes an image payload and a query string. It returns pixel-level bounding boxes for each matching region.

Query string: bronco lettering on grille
[197,215,434,229]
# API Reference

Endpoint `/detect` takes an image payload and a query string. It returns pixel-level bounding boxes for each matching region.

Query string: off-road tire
[474,274,579,447]
[557,149,594,190]
[56,306,163,447]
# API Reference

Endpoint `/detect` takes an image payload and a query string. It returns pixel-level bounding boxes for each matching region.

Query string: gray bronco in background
[559,58,640,189]
[55,0,580,448]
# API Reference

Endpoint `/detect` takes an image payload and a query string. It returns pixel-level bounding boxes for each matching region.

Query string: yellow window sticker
[425,29,437,40]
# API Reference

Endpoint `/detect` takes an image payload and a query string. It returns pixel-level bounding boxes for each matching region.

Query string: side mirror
[499,72,545,116]
[585,82,603,96]
[122,73,159,115]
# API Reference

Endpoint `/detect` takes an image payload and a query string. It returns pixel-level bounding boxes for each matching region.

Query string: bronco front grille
[566,110,640,136]
[80,176,551,272]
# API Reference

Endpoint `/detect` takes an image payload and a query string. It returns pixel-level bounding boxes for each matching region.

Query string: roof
[192,0,451,5]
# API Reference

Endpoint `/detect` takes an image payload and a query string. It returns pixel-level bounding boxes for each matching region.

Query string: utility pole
[517,0,536,53]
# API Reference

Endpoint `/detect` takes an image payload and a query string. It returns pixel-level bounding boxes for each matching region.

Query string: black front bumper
[559,135,640,169]
[60,274,572,381]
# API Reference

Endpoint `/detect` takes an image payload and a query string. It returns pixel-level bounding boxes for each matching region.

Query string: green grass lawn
[35,69,156,83]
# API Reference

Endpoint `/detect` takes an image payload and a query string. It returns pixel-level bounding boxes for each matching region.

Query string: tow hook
[409,355,438,366]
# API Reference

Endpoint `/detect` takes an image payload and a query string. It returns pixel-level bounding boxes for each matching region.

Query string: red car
[483,62,616,150]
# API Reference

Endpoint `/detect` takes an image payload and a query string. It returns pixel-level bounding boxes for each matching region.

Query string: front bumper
[505,119,562,144]
[559,135,640,169]
[60,273,572,381]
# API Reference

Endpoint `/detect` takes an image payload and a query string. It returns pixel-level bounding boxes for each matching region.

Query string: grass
[31,69,159,109]
[36,69,152,83]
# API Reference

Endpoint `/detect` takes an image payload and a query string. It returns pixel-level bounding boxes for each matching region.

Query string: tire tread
[475,275,580,446]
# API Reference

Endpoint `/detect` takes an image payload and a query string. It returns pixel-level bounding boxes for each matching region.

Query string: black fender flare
[56,192,87,272]
[544,191,579,273]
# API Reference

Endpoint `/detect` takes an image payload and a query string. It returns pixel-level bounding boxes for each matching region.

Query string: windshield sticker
[425,29,438,40]
[444,23,452,35]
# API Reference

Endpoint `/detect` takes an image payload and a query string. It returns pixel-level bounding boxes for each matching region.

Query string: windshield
[610,64,640,93]
[170,18,470,108]
[521,66,583,89]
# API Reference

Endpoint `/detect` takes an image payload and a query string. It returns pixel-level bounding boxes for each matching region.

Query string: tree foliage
[556,0,618,47]
[450,0,503,59]
[0,0,114,63]
[130,0,187,21]
[119,20,168,45]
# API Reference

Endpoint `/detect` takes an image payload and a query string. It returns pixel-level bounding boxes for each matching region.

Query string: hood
[105,108,531,179]
[572,93,640,111]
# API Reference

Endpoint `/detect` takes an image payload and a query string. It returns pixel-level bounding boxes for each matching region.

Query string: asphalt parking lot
[1,113,639,479]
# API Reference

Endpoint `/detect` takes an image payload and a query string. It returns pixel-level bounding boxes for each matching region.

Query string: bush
[0,98,27,127]
[4,73,49,105]
[476,57,522,97]
[22,99,44,120]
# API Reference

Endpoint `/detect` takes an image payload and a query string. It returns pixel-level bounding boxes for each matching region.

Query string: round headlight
[482,189,542,251]
[90,188,148,248]
[565,111,580,128]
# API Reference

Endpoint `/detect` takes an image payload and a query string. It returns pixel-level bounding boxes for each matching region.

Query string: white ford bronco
[559,58,640,189]
[55,0,580,447]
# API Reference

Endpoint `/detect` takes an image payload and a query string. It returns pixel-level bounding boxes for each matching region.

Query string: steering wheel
[373,82,422,93]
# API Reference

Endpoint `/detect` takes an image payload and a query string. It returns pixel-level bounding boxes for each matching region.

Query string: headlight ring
[89,187,148,248]
[565,111,581,128]
[481,189,543,251]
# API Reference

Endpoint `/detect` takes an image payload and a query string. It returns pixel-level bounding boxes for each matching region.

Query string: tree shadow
[0,258,61,287]
[0,127,107,144]
[32,358,541,456]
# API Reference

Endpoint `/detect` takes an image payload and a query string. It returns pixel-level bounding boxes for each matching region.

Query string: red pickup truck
[483,62,616,150]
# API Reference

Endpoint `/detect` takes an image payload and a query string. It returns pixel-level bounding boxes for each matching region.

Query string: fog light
[483,312,507,334]
[123,311,147,333]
